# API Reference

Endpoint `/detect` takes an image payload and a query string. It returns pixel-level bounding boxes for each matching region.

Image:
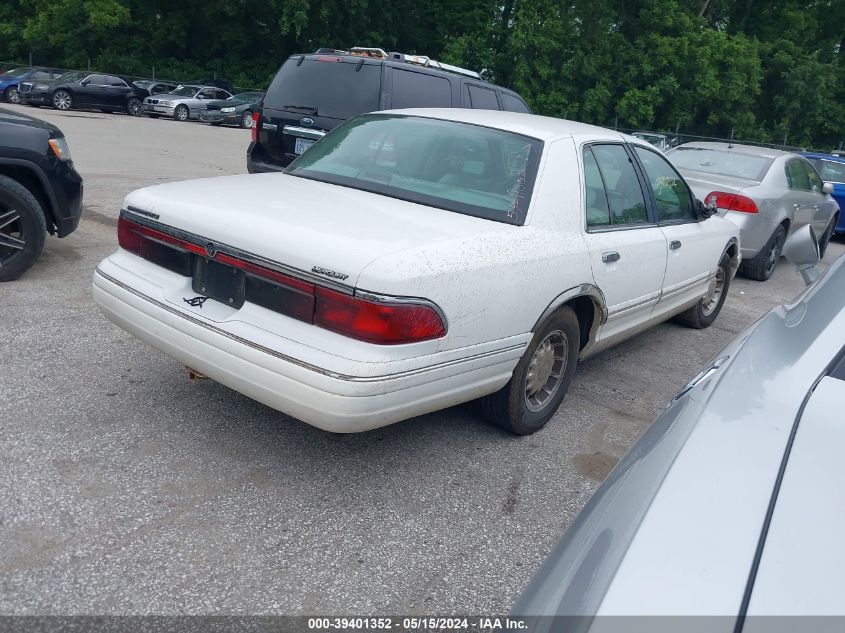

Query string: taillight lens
[251,112,260,142]
[705,191,759,213]
[315,288,446,344]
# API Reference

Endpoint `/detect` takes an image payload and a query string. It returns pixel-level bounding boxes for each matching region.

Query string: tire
[741,224,786,281]
[53,90,72,111]
[126,97,142,117]
[174,105,189,121]
[240,110,253,128]
[0,174,47,281]
[480,306,580,435]
[5,86,20,103]
[674,252,732,329]
[818,216,836,259]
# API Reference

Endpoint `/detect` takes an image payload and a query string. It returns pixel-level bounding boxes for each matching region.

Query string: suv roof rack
[313,46,483,80]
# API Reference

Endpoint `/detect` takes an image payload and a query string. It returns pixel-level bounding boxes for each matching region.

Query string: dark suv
[0,107,83,280]
[247,47,532,172]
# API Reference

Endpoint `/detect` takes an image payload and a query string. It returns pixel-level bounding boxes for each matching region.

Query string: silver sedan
[668,142,840,281]
[513,226,845,624]
[142,85,232,121]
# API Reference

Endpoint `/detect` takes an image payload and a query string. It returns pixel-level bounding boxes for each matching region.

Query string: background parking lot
[1,104,842,614]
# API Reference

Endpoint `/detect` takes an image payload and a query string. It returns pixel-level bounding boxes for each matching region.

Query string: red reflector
[314,288,446,344]
[705,191,758,214]
[251,112,260,142]
[117,215,144,254]
[118,215,205,256]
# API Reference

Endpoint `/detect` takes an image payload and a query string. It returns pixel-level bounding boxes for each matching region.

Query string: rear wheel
[240,110,253,128]
[5,86,20,103]
[675,252,731,329]
[741,224,785,281]
[0,174,47,281]
[480,306,580,435]
[53,90,72,111]
[174,105,189,121]
[127,97,142,117]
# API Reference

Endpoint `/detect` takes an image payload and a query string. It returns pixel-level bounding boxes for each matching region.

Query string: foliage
[0,0,842,147]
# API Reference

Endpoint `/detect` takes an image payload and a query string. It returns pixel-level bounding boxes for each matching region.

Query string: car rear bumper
[92,261,523,433]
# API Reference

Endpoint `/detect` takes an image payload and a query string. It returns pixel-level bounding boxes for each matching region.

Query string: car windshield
[228,92,262,103]
[669,147,773,181]
[286,114,542,225]
[134,80,152,89]
[1,67,31,78]
[169,86,199,97]
[809,159,845,184]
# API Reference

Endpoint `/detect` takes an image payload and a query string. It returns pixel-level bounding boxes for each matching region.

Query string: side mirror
[782,224,820,286]
[694,197,716,221]
[823,182,834,195]
[80,79,89,86]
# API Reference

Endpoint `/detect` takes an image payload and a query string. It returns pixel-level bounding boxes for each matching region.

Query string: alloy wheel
[0,207,25,269]
[7,88,20,103]
[242,111,253,128]
[524,330,568,412]
[53,91,71,110]
[176,106,188,121]
[127,98,142,116]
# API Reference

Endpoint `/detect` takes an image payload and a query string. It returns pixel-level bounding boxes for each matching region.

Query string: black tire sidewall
[0,175,47,281]
[504,308,580,434]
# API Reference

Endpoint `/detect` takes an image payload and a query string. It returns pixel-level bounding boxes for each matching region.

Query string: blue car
[0,66,63,104]
[804,152,845,234]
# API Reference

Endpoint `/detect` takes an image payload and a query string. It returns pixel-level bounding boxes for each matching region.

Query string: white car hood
[122,172,500,287]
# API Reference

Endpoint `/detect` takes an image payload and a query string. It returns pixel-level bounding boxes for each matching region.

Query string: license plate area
[294,137,315,155]
[193,258,245,309]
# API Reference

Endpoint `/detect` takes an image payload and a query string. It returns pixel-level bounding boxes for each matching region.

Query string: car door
[195,88,216,114]
[810,158,845,231]
[75,74,106,106]
[799,159,838,236]
[632,145,714,316]
[785,158,821,231]
[581,143,668,344]
[103,75,132,108]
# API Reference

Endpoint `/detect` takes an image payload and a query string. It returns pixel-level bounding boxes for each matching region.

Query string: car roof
[802,152,845,163]
[379,108,631,142]
[675,141,793,159]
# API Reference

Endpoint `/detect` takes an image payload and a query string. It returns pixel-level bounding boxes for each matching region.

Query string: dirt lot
[1,103,841,615]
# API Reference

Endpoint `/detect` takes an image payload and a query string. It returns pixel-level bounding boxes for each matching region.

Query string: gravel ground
[1,103,841,616]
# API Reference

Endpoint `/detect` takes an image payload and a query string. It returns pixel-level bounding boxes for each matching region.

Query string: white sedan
[93,109,740,434]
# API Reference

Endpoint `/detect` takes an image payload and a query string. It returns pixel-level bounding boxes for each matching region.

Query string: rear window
[264,58,381,120]
[669,147,773,181]
[466,84,500,110]
[286,114,542,225]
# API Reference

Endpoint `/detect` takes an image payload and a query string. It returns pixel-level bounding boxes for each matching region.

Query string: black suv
[247,48,532,172]
[0,107,83,280]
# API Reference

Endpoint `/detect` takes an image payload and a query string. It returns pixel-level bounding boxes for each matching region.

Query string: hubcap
[0,207,25,268]
[54,92,70,110]
[524,330,567,412]
[766,232,784,273]
[702,267,725,316]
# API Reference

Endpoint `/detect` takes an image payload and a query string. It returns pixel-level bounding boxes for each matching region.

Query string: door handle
[602,251,620,263]
[670,240,682,250]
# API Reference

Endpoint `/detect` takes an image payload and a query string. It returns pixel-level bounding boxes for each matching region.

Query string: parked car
[189,78,235,94]
[93,110,739,434]
[143,85,233,121]
[21,72,147,115]
[668,142,839,281]
[803,152,845,235]
[0,66,63,104]
[247,46,533,172]
[18,71,85,107]
[200,92,265,128]
[513,225,845,622]
[631,131,678,150]
[0,107,83,280]
[132,80,178,98]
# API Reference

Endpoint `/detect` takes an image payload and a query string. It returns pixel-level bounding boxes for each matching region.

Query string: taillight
[251,112,260,142]
[314,288,446,344]
[705,191,759,214]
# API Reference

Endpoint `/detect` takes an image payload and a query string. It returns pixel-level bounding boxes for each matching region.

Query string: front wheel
[480,306,580,435]
[675,252,732,329]
[127,97,142,116]
[5,86,20,103]
[174,104,189,121]
[0,174,47,281]
[53,90,72,111]
[240,110,253,128]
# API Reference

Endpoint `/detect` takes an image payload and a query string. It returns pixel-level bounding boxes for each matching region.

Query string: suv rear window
[286,114,542,225]
[264,58,381,120]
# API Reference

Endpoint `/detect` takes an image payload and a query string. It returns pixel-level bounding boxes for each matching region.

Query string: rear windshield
[170,86,199,97]
[264,58,381,120]
[286,114,542,225]
[669,147,773,181]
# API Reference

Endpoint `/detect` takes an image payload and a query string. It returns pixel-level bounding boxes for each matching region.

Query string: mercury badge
[312,266,349,281]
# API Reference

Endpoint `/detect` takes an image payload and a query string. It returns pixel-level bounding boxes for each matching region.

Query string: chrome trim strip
[354,289,449,331]
[606,292,660,318]
[262,123,278,131]
[283,125,326,140]
[95,269,522,383]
